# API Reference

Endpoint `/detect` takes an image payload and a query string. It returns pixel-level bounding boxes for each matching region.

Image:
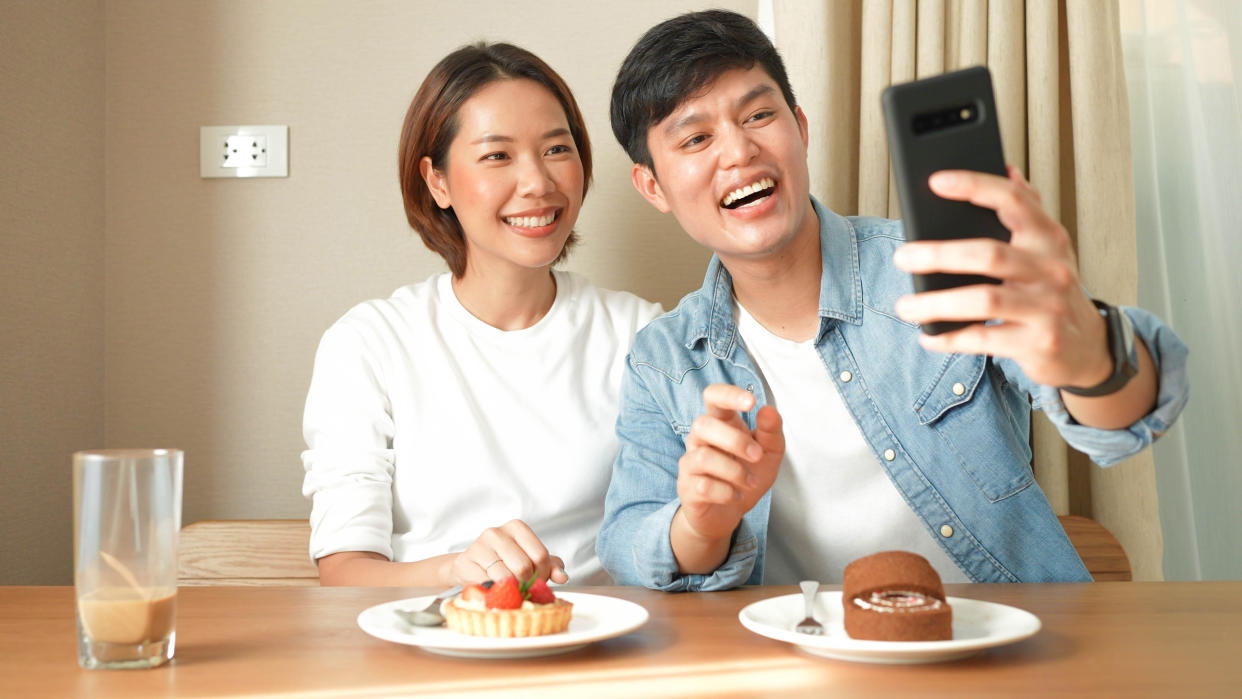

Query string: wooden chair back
[179,519,319,586]
[175,516,1127,584]
[1058,515,1132,581]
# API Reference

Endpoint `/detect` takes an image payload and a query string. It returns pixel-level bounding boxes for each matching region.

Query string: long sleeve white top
[301,270,661,584]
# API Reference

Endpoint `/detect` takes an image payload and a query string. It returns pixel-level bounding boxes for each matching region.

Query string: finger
[549,556,569,584]
[679,470,743,506]
[915,320,1035,360]
[700,383,756,420]
[477,527,533,581]
[895,283,1058,326]
[501,519,554,581]
[687,413,763,462]
[752,405,784,454]
[928,169,1047,234]
[681,444,756,492]
[893,238,1046,283]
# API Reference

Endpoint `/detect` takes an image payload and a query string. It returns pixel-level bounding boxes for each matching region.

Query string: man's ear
[795,105,809,149]
[630,163,671,213]
[420,156,451,209]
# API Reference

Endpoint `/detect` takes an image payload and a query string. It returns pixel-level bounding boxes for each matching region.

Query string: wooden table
[2,583,1239,697]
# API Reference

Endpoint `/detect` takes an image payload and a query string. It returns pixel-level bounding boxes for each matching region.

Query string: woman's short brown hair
[398,43,593,278]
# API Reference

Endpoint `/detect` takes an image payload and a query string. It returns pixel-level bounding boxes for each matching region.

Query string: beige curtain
[772,0,1162,580]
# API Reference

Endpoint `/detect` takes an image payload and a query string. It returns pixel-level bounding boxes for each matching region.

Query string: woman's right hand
[447,519,568,586]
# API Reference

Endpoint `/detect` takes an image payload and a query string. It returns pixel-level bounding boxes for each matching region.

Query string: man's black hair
[610,9,798,169]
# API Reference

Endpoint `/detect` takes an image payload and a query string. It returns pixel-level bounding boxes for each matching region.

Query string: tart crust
[442,599,573,638]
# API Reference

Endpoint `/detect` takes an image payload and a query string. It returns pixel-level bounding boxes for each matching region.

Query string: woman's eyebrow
[471,128,570,145]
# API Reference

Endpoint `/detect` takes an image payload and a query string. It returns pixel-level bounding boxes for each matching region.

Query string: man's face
[632,66,813,262]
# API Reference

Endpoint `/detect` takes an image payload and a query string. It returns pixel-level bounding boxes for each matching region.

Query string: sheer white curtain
[1121,0,1242,580]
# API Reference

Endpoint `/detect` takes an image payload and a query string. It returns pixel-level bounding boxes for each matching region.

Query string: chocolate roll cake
[842,551,953,641]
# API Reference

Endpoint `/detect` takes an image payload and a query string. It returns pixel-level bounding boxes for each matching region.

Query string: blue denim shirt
[598,197,1189,590]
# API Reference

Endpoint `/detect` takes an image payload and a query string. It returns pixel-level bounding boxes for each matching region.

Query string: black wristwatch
[1060,300,1139,397]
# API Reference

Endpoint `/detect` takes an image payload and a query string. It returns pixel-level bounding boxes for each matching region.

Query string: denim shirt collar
[692,196,863,357]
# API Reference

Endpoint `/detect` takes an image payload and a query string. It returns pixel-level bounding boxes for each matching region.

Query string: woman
[301,43,661,586]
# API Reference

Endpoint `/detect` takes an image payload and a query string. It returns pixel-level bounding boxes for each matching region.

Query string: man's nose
[719,124,759,169]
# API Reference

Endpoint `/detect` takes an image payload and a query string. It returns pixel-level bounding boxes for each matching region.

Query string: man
[597,10,1188,589]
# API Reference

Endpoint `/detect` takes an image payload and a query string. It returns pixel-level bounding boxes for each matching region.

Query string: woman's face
[424,78,584,277]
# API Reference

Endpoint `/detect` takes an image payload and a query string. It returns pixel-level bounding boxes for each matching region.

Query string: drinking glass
[73,449,182,669]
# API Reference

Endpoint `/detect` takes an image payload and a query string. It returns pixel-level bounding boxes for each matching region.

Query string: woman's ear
[420,156,451,209]
[630,163,671,213]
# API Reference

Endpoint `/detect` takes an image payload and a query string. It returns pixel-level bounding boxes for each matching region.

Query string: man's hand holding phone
[892,165,1113,390]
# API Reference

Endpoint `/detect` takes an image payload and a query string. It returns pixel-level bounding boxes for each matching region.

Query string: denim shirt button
[883,448,896,461]
[839,370,853,383]
[952,382,966,396]
[746,384,754,392]
[940,524,954,538]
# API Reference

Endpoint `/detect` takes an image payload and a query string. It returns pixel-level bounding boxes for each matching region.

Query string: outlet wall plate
[200,125,288,178]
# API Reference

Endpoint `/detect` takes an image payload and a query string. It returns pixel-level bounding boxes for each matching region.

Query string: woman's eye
[546,144,572,156]
[482,152,509,162]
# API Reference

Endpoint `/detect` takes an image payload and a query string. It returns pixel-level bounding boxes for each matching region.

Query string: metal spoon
[393,586,462,627]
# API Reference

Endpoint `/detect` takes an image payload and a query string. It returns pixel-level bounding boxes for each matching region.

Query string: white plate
[738,591,1040,664]
[357,592,649,658]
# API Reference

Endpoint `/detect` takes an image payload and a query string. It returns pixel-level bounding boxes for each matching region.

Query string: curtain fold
[772,0,1162,580]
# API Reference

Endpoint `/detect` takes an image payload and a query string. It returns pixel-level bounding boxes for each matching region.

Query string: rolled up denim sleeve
[597,357,759,590]
[1001,305,1189,466]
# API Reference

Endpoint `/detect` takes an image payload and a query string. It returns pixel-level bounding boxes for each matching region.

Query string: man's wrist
[671,507,734,574]
[1061,300,1139,397]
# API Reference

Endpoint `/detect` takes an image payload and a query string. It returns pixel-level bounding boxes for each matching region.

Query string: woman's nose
[517,158,556,197]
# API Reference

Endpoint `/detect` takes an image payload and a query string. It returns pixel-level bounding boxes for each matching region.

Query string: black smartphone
[881,65,1011,335]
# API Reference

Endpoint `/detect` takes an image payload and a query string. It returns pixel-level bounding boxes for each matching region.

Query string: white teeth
[504,212,557,228]
[721,177,775,207]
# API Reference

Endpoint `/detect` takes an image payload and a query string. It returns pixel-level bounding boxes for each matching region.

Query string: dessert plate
[739,590,1040,664]
[358,591,649,658]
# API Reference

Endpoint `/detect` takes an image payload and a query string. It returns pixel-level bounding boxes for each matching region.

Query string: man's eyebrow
[662,83,778,136]
[471,128,570,145]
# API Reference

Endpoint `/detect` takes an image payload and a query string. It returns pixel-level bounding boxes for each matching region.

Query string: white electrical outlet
[222,134,267,168]
[200,125,288,178]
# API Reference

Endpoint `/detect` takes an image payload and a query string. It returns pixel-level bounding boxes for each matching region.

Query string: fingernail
[747,443,763,460]
[930,172,957,189]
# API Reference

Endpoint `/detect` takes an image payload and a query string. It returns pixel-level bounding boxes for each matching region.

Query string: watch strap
[1060,300,1139,397]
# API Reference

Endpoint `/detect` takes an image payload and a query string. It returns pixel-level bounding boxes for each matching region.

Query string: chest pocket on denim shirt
[913,353,1033,503]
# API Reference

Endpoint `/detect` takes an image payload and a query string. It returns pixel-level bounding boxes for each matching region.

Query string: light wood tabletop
[1,582,1239,697]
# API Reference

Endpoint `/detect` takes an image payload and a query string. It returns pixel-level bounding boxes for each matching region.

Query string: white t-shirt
[301,270,661,584]
[735,302,968,585]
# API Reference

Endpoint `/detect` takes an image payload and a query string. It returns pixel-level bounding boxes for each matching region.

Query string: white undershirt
[735,302,968,584]
[301,271,661,584]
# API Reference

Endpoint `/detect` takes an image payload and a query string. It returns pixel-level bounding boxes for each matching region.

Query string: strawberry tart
[442,576,573,638]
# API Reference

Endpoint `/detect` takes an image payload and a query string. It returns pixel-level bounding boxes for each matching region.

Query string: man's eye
[681,134,707,149]
[747,110,775,123]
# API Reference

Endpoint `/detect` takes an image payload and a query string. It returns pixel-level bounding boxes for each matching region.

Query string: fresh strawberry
[527,578,556,605]
[484,577,523,610]
[461,584,488,603]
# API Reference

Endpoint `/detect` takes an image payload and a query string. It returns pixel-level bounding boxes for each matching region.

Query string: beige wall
[104,0,751,534]
[1,1,107,584]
